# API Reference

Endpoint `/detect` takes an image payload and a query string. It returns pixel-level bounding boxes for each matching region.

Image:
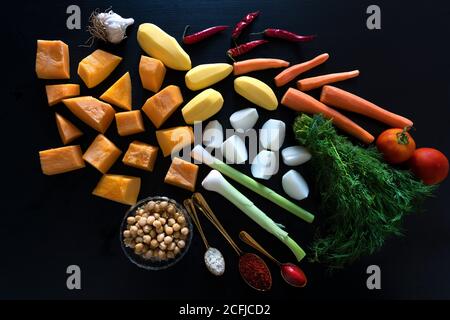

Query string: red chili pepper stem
[182,25,191,40]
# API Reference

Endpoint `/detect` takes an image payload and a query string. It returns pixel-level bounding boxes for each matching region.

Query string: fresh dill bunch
[293,114,435,269]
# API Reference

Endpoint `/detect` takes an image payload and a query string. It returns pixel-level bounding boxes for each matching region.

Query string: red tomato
[376,128,416,164]
[409,148,449,185]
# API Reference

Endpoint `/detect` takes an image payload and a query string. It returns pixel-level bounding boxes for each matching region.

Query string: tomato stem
[396,126,411,145]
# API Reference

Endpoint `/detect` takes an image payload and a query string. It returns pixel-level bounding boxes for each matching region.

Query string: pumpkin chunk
[55,112,83,144]
[92,174,141,205]
[123,141,159,172]
[63,96,115,133]
[39,145,85,175]
[46,84,80,106]
[164,157,198,192]
[115,111,145,136]
[155,126,194,157]
[83,134,122,173]
[100,72,132,110]
[141,85,183,129]
[36,40,70,79]
[78,49,122,88]
[139,55,166,92]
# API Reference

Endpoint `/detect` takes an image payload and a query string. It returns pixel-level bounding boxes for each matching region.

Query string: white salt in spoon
[184,199,225,276]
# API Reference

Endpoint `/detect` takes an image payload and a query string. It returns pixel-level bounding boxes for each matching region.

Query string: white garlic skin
[96,11,134,44]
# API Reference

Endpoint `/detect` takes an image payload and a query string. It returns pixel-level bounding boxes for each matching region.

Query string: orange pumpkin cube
[46,84,80,106]
[39,145,85,175]
[92,174,141,205]
[115,111,145,136]
[122,141,159,172]
[63,96,115,133]
[155,126,194,157]
[164,157,199,192]
[139,55,166,92]
[78,49,122,88]
[141,85,183,129]
[83,134,122,173]
[36,40,70,79]
[100,72,132,110]
[55,112,83,145]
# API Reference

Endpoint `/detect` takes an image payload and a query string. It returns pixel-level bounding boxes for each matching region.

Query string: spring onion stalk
[191,145,314,223]
[202,170,306,261]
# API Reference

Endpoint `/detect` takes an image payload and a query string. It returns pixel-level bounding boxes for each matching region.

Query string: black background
[3,0,450,300]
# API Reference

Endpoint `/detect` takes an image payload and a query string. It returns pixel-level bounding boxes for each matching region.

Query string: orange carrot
[274,53,329,87]
[233,58,290,75]
[297,70,359,91]
[281,88,374,144]
[320,85,413,128]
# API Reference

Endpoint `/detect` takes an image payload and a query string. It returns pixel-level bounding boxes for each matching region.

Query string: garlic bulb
[90,10,134,44]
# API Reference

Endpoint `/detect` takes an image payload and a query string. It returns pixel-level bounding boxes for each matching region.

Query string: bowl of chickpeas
[120,196,193,270]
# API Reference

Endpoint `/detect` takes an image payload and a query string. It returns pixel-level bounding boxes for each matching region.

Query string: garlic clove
[203,120,223,148]
[221,135,248,164]
[259,119,286,151]
[281,146,312,166]
[251,150,279,180]
[282,170,309,200]
[230,108,259,132]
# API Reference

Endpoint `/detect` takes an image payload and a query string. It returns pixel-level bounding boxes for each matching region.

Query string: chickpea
[143,235,151,244]
[143,225,151,234]
[153,204,161,213]
[130,225,138,233]
[177,240,186,249]
[146,201,156,212]
[167,242,176,251]
[137,208,145,215]
[181,227,189,236]
[135,215,141,221]
[149,229,157,238]
[156,227,164,234]
[129,242,136,249]
[173,231,181,239]
[174,212,181,219]
[164,236,173,245]
[124,238,133,247]
[167,205,175,215]
[167,252,175,259]
[174,246,181,255]
[159,217,167,226]
[165,226,173,236]
[157,249,166,259]
[150,239,159,249]
[159,242,167,251]
[135,236,143,244]
[177,215,186,225]
[147,216,155,225]
[162,212,168,219]
[173,223,181,232]
[139,217,147,227]
[135,243,144,253]
[156,233,165,243]
[127,217,136,225]
[153,220,162,229]
[137,229,144,236]
[144,250,153,260]
[168,218,176,227]
[154,213,160,219]
[123,230,131,238]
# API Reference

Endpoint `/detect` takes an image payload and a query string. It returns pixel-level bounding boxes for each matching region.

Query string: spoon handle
[239,231,280,265]
[184,198,209,250]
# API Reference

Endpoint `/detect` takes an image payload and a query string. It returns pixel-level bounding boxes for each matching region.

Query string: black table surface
[3,0,450,300]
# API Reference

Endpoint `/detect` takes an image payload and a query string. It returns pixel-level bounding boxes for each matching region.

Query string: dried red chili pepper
[182,25,229,44]
[232,11,260,40]
[239,253,272,291]
[254,28,316,42]
[227,40,268,60]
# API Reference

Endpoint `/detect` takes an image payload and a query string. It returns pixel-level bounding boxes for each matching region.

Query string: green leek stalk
[191,145,314,223]
[202,170,306,261]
